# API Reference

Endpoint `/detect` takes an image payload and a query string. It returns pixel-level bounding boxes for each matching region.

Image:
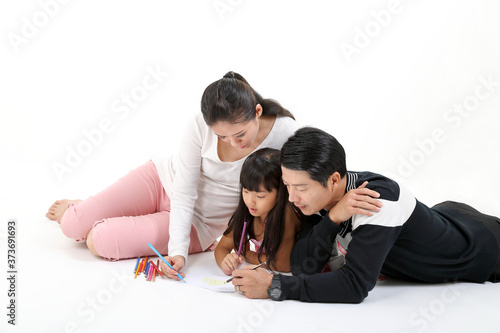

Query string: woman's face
[210,105,262,150]
[210,117,260,150]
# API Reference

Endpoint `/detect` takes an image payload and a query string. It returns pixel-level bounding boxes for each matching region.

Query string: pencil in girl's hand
[237,221,248,257]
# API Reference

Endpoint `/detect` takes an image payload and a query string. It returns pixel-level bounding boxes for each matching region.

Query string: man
[231,127,500,303]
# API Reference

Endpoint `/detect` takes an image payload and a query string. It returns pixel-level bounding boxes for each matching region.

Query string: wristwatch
[267,274,284,301]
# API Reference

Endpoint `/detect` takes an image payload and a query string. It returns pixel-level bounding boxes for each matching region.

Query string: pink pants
[60,161,203,261]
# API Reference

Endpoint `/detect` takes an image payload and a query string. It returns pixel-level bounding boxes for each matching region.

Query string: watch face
[270,287,281,300]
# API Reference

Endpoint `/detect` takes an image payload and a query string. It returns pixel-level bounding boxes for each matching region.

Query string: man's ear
[328,172,342,191]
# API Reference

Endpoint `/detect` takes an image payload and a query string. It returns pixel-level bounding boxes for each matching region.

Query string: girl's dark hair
[201,71,295,126]
[224,148,298,270]
[281,127,347,187]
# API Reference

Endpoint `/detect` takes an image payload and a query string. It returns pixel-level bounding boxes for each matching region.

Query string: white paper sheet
[182,255,240,293]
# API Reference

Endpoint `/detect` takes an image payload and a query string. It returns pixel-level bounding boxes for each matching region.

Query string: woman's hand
[221,253,243,275]
[160,255,186,280]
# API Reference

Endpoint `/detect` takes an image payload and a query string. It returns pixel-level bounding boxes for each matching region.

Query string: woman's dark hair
[224,148,297,270]
[201,71,295,126]
[281,127,347,187]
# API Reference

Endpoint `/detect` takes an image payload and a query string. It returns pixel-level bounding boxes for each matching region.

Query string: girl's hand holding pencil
[221,253,244,275]
[221,221,247,275]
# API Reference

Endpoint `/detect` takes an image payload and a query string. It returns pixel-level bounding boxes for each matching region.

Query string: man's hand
[231,266,273,299]
[159,255,186,280]
[329,181,382,225]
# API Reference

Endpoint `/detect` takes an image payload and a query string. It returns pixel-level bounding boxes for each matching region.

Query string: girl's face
[210,105,262,150]
[242,185,278,218]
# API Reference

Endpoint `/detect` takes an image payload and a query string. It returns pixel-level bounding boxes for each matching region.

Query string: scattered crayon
[133,257,141,273]
[133,256,170,282]
[134,257,142,279]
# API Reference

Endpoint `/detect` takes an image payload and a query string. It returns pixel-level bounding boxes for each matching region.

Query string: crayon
[133,257,141,273]
[134,257,142,279]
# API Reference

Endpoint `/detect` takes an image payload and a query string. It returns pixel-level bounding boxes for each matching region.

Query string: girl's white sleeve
[167,116,204,261]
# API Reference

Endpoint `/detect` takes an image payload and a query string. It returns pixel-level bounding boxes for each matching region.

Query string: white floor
[0,161,499,333]
[2,1,500,332]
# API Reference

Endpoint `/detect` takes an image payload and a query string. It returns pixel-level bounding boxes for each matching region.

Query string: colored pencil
[134,257,142,279]
[150,261,164,278]
[147,243,185,283]
[157,259,162,277]
[139,258,145,273]
[148,265,154,281]
[237,221,248,257]
[134,257,141,273]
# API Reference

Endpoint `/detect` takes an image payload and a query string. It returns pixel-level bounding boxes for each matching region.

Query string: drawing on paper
[202,276,227,286]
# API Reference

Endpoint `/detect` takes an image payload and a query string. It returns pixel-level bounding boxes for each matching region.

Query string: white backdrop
[1,0,500,211]
[1,1,499,332]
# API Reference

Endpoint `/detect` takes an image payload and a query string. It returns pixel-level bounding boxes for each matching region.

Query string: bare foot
[45,199,82,223]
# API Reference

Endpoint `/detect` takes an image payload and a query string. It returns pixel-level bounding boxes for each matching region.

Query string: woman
[45,71,298,280]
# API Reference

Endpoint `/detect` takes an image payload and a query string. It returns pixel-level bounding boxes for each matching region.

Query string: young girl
[45,71,298,280]
[215,148,302,274]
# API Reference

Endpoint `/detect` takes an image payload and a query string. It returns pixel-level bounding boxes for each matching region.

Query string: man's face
[281,166,335,215]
